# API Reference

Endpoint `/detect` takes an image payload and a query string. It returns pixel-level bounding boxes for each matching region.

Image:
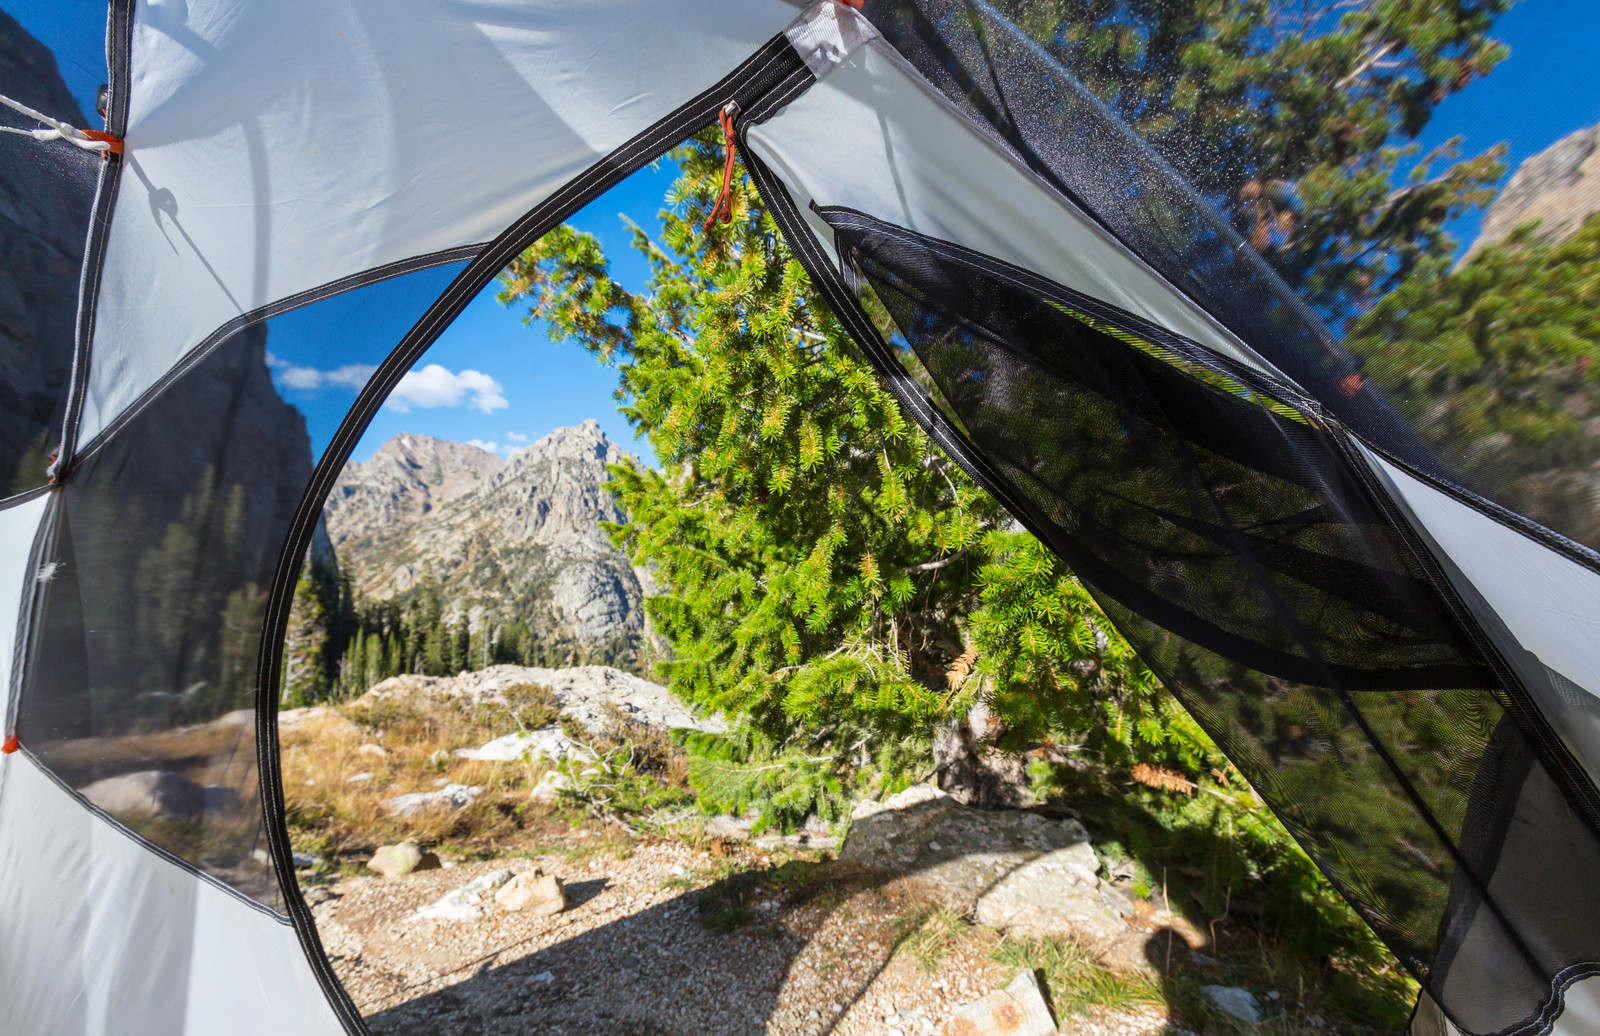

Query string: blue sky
[7,0,1599,473]
[264,161,678,468]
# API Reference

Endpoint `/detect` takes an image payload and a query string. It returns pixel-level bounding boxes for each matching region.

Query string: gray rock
[414,869,514,922]
[940,970,1056,1036]
[367,842,441,878]
[842,784,1132,946]
[454,727,594,763]
[1467,122,1600,259]
[81,771,204,820]
[1203,985,1262,1025]
[528,770,574,803]
[933,700,1034,810]
[359,664,723,736]
[496,870,567,914]
[384,782,483,817]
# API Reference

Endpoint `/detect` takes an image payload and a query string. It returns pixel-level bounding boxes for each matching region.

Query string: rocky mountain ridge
[1466,120,1600,259]
[323,421,652,665]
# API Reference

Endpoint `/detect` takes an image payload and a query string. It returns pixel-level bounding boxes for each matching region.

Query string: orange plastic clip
[2,734,19,754]
[81,129,124,155]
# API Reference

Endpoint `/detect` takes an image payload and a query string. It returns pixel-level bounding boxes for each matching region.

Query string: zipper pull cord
[702,101,741,232]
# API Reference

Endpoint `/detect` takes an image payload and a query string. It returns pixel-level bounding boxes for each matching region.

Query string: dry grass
[280,687,572,867]
[896,905,980,972]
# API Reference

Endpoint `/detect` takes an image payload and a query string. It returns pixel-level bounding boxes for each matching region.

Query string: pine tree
[996,0,1512,313]
[1348,214,1600,542]
[499,136,1175,822]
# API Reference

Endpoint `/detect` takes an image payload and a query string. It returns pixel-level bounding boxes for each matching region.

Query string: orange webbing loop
[703,103,739,232]
[82,129,124,155]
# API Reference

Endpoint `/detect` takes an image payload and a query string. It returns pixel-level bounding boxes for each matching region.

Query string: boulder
[384,783,483,818]
[367,842,441,878]
[940,970,1056,1036]
[1203,986,1262,1025]
[414,869,514,922]
[357,743,389,759]
[842,784,1132,947]
[496,869,566,914]
[81,770,204,821]
[454,727,594,763]
[357,664,724,736]
[528,770,574,803]
[277,706,363,741]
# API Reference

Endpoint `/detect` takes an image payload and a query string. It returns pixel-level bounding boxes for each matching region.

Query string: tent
[1,1,1596,1032]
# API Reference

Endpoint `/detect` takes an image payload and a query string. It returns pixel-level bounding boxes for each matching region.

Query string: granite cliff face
[324,422,652,663]
[1466,121,1600,259]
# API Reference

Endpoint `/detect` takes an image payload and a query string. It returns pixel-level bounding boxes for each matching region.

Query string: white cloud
[266,353,376,392]
[388,363,508,414]
[467,439,519,458]
[506,431,529,443]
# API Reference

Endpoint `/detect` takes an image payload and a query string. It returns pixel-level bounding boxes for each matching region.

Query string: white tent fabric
[4,2,1600,1034]
[0,753,343,1035]
[0,495,48,743]
[741,36,1269,374]
[1369,452,1600,784]
[81,0,800,446]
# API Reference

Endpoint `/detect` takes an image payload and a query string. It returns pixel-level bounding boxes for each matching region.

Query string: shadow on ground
[343,795,1232,1035]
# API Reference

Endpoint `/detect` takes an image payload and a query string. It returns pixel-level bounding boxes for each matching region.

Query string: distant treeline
[279,554,631,707]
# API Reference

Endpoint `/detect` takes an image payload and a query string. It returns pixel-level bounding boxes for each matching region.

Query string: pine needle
[945,645,978,691]
[1131,763,1196,796]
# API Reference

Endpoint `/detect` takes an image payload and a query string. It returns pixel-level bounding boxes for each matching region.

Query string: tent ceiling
[81,0,800,447]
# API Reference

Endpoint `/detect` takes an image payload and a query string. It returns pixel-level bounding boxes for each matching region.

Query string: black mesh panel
[0,8,103,497]
[824,208,1600,1036]
[859,0,1600,559]
[17,260,466,908]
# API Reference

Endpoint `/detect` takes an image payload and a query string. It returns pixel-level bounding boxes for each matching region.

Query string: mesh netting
[825,208,1600,1036]
[17,260,466,909]
[859,0,1600,559]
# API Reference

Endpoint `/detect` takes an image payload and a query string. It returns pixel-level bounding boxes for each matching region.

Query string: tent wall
[0,495,50,750]
[742,38,1264,373]
[738,26,1600,1036]
[1371,454,1600,786]
[0,752,344,1035]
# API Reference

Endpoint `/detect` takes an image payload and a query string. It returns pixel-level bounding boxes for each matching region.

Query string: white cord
[0,92,113,152]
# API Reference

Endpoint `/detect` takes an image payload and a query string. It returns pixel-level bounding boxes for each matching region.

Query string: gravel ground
[308,839,1175,1035]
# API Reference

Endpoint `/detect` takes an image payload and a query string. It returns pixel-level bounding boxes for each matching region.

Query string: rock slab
[842,784,1131,945]
[81,770,204,820]
[940,970,1056,1036]
[361,664,724,736]
[384,782,483,817]
[454,727,594,763]
[414,869,514,922]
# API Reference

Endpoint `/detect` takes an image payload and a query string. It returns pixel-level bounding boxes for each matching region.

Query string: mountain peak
[323,421,651,662]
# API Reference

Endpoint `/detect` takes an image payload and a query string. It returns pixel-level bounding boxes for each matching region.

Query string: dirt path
[310,841,1173,1035]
